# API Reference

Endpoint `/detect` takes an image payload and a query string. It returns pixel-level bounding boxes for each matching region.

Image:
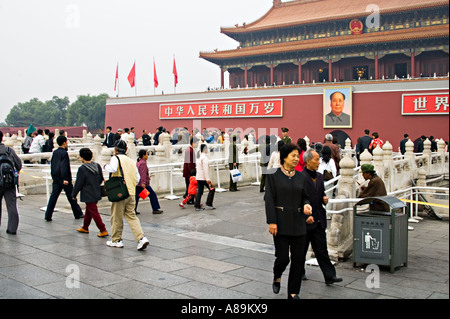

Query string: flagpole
[174,54,176,94]
[153,57,156,95]
[135,60,137,96]
[117,63,120,97]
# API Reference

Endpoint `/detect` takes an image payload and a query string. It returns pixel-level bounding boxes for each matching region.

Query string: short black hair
[56,135,67,146]
[279,143,299,165]
[138,149,148,159]
[296,138,307,152]
[79,148,93,161]
[330,91,346,101]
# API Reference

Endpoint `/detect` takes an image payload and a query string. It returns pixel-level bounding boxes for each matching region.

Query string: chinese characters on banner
[402,93,449,115]
[160,99,283,119]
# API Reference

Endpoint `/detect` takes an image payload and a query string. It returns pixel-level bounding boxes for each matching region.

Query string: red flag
[114,63,119,91]
[128,62,136,88]
[153,60,158,88]
[173,57,178,87]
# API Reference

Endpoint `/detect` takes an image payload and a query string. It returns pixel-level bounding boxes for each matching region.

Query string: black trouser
[0,188,19,233]
[273,234,306,295]
[45,182,83,220]
[302,224,336,281]
[194,180,215,208]
[229,163,239,191]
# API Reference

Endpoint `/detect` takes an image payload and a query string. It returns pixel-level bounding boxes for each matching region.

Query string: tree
[5,96,69,127]
[65,93,108,130]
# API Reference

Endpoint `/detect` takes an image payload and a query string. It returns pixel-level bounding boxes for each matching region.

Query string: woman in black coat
[265,143,312,299]
[72,148,108,237]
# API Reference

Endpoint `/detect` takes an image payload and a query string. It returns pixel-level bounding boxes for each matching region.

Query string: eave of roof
[200,24,449,62]
[221,0,449,35]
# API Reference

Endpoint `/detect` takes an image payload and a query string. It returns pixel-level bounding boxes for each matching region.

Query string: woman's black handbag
[104,156,129,202]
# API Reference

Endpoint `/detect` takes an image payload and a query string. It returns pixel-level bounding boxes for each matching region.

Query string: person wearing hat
[281,128,291,145]
[104,140,149,250]
[358,164,389,211]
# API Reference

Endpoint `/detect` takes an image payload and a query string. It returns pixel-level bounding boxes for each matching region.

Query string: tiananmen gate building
[105,0,449,150]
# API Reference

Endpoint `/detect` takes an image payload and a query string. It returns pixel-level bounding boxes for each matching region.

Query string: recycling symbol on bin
[362,229,382,254]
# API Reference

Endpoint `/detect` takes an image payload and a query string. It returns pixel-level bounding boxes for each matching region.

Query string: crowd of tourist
[1,125,448,299]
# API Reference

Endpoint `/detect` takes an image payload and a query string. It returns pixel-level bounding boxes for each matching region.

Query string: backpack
[0,148,17,190]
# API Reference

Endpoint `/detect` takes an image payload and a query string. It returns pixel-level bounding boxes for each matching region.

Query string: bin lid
[355,196,407,209]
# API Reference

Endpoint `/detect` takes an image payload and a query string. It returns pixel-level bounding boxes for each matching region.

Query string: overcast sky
[0,0,273,122]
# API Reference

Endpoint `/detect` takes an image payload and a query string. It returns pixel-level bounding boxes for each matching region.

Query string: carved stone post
[327,154,356,261]
[224,133,230,163]
[437,139,446,174]
[372,145,384,180]
[127,134,137,162]
[422,138,432,174]
[382,141,393,192]
[99,148,114,168]
[92,135,102,163]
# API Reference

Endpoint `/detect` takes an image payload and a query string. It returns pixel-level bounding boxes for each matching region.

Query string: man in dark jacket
[103,126,115,148]
[72,148,108,237]
[0,131,22,234]
[44,136,84,221]
[142,129,152,146]
[356,129,372,164]
[301,149,342,285]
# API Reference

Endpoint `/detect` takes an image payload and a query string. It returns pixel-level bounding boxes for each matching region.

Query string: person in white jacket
[194,144,215,211]
[29,129,46,154]
[317,145,337,181]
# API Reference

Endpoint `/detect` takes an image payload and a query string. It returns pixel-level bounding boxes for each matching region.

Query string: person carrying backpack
[0,131,22,235]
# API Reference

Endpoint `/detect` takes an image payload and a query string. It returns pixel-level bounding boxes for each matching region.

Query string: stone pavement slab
[0,185,448,304]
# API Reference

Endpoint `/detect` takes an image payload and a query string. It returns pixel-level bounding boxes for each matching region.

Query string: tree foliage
[5,94,108,130]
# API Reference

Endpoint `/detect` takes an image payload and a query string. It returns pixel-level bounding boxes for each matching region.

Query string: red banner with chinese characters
[160,99,283,119]
[402,93,449,115]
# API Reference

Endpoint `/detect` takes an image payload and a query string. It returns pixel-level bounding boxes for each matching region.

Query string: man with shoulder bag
[104,140,149,251]
[0,131,22,235]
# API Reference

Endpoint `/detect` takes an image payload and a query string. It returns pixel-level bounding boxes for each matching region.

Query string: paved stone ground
[0,185,448,301]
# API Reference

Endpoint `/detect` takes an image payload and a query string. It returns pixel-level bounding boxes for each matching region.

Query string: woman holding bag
[194,144,215,211]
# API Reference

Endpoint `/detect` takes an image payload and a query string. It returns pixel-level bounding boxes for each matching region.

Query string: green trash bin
[353,196,409,273]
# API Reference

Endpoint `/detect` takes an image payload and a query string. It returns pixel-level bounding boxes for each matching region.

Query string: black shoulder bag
[104,156,130,202]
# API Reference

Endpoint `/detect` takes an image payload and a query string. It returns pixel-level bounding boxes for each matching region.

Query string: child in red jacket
[179,170,198,208]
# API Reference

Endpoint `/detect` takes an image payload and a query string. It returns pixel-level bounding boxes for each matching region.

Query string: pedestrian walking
[72,148,108,237]
[194,144,215,211]
[183,136,199,202]
[104,140,149,250]
[301,149,342,285]
[44,135,84,221]
[0,131,22,235]
[265,143,312,299]
[135,149,163,215]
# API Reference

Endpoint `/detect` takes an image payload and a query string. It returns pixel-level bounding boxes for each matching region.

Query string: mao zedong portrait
[324,91,351,127]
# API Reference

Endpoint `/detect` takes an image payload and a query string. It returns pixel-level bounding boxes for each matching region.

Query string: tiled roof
[200,25,449,61]
[221,0,448,34]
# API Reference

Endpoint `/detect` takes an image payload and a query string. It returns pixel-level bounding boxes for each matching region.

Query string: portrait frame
[323,86,353,128]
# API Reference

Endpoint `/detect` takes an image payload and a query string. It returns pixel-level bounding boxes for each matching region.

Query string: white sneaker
[206,205,216,210]
[137,237,149,251]
[106,240,124,248]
